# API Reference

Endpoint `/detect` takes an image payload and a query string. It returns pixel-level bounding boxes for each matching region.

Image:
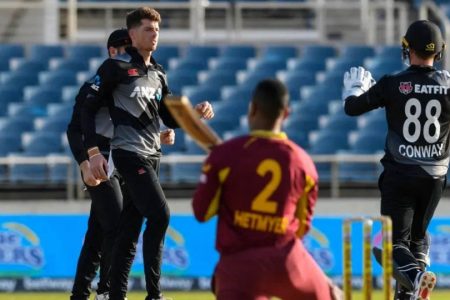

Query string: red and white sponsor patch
[399,82,413,95]
[128,68,139,76]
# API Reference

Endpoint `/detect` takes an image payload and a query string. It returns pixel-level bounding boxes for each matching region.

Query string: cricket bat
[164,95,222,152]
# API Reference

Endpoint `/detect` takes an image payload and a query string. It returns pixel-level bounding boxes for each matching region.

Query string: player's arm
[343,67,386,116]
[192,151,225,222]
[80,60,117,180]
[66,83,101,186]
[294,152,319,239]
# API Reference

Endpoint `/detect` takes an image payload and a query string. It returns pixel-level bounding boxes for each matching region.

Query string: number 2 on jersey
[251,159,281,214]
[403,98,441,143]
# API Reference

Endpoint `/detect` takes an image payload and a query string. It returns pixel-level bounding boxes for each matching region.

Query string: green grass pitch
[1,291,450,300]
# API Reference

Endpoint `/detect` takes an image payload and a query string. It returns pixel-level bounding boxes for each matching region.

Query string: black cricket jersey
[81,47,178,158]
[345,65,450,178]
[67,82,113,165]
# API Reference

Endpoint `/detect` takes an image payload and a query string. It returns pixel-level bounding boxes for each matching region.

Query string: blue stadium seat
[9,153,48,183]
[328,58,365,72]
[171,58,209,72]
[0,116,34,134]
[0,44,24,60]
[185,45,219,59]
[166,71,198,95]
[285,114,318,135]
[279,70,316,99]
[222,85,253,103]
[48,155,78,184]
[0,87,23,103]
[309,130,349,154]
[66,45,103,60]
[288,59,326,72]
[184,137,204,154]
[0,133,22,155]
[340,45,375,60]
[62,86,80,102]
[22,132,63,154]
[207,118,238,138]
[338,149,381,182]
[349,130,385,153]
[8,102,47,117]
[301,84,341,102]
[285,129,309,149]
[221,45,256,59]
[39,70,78,87]
[377,45,402,57]
[30,45,64,61]
[261,46,298,60]
[319,114,357,133]
[251,59,287,72]
[171,162,202,183]
[182,86,221,104]
[34,116,70,133]
[291,99,329,118]
[213,100,248,124]
[200,70,236,88]
[24,87,62,105]
[47,102,73,118]
[211,57,248,72]
[301,45,336,60]
[50,59,90,72]
[239,70,277,89]
[153,45,180,69]
[11,59,48,73]
[0,71,39,89]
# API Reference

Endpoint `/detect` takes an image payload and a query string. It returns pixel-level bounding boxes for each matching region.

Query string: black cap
[107,28,131,48]
[402,20,444,55]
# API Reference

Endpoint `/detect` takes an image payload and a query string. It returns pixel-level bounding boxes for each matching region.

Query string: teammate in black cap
[342,20,447,300]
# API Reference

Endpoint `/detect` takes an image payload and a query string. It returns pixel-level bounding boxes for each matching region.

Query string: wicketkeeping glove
[342,66,376,101]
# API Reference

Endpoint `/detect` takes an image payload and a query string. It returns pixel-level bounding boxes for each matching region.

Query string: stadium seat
[50,59,90,72]
[160,129,186,154]
[278,70,316,99]
[200,70,237,88]
[0,133,22,155]
[377,45,402,57]
[30,45,64,61]
[319,114,357,133]
[9,153,48,183]
[11,59,48,73]
[0,87,23,104]
[62,86,80,103]
[287,59,326,73]
[221,85,253,103]
[47,102,73,118]
[291,99,329,118]
[349,130,385,153]
[24,86,62,105]
[182,86,221,104]
[0,116,34,134]
[340,45,375,60]
[0,71,39,89]
[8,102,47,117]
[285,128,309,149]
[170,58,209,72]
[48,154,78,184]
[328,58,366,72]
[66,45,103,60]
[301,45,336,60]
[0,44,24,60]
[250,59,287,72]
[213,100,248,124]
[309,130,349,154]
[285,114,318,136]
[22,132,63,154]
[338,149,381,182]
[184,137,205,154]
[34,116,70,134]
[207,118,239,138]
[185,45,219,59]
[166,71,198,95]
[171,162,203,183]
[153,45,180,69]
[39,70,78,87]
[261,46,298,60]
[210,57,248,72]
[238,70,278,89]
[221,45,256,59]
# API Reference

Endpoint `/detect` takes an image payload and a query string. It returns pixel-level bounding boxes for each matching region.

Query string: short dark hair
[126,7,161,30]
[251,79,289,122]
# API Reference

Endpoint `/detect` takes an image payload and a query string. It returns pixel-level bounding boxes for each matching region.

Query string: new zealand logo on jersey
[399,82,413,95]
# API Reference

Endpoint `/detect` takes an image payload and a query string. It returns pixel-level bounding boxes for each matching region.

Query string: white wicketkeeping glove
[342,66,376,101]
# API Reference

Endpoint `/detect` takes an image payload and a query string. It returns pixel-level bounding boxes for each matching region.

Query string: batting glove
[342,66,376,101]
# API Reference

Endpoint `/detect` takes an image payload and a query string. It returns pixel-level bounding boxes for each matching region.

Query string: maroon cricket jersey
[192,130,318,255]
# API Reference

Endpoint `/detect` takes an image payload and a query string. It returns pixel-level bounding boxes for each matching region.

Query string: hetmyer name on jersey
[399,143,444,158]
[414,84,448,94]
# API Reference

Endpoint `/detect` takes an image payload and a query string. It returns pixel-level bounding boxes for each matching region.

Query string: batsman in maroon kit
[192,79,341,300]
